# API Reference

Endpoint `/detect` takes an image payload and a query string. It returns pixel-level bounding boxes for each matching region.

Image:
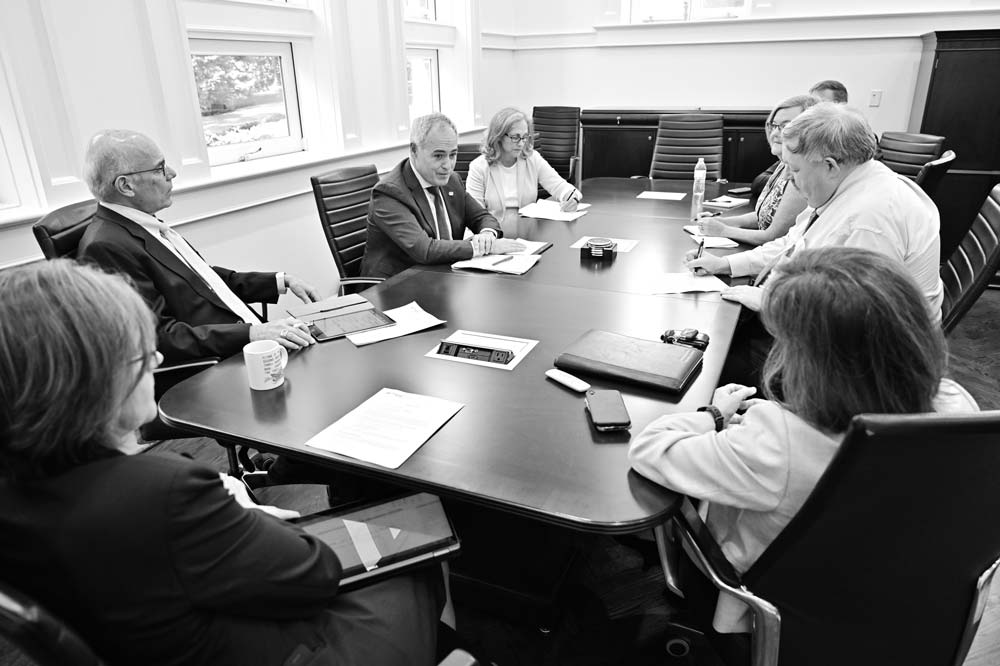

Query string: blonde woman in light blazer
[466,107,582,236]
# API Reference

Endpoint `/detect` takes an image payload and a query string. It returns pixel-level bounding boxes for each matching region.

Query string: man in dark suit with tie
[78,129,319,363]
[361,113,523,279]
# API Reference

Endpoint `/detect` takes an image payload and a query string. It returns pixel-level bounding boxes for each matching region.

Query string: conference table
[159,178,749,539]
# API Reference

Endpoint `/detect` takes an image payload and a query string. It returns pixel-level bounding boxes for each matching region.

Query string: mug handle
[279,346,288,369]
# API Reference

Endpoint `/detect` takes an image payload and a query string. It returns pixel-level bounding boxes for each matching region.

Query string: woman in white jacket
[466,107,582,236]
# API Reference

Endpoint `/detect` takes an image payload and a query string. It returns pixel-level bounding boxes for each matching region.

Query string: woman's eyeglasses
[765,121,791,134]
[505,133,531,144]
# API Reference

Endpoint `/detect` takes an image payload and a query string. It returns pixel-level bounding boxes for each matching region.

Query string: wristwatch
[697,405,725,432]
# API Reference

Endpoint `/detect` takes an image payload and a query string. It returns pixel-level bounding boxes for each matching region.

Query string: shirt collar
[408,159,435,191]
[814,160,876,216]
[101,201,164,234]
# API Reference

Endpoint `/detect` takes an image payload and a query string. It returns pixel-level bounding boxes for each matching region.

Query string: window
[189,39,303,166]
[628,0,749,22]
[404,0,437,22]
[406,48,440,122]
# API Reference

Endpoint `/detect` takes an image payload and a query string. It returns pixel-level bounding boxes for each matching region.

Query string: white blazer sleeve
[465,155,489,208]
[531,152,580,203]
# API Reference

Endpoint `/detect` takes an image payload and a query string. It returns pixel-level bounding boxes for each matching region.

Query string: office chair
[0,580,104,666]
[878,131,946,182]
[941,183,1000,334]
[454,142,481,185]
[309,165,384,295]
[915,149,956,198]
[649,113,723,181]
[661,410,1000,666]
[532,106,581,187]
[31,202,262,479]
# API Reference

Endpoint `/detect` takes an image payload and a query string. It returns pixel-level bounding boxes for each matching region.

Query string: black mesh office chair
[663,410,1000,666]
[0,581,104,666]
[454,142,481,185]
[941,183,1000,334]
[309,165,384,295]
[915,149,956,198]
[878,131,946,182]
[649,114,723,181]
[532,106,580,187]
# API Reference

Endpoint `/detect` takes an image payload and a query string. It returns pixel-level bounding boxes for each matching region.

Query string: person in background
[696,95,817,246]
[629,246,977,645]
[466,107,582,236]
[686,103,942,387]
[0,260,444,666]
[78,129,318,364]
[809,79,849,104]
[361,112,523,279]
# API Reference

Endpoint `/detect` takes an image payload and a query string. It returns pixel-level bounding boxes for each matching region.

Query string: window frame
[405,47,442,123]
[188,38,305,167]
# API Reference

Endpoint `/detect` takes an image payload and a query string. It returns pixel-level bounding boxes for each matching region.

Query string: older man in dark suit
[78,129,319,363]
[361,113,523,278]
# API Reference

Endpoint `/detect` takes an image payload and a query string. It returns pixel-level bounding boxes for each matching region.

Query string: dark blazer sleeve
[166,464,342,619]
[452,181,500,238]
[369,182,477,265]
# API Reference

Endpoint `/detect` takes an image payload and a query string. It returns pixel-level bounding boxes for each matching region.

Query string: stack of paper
[518,200,590,221]
[682,225,739,248]
[703,195,750,209]
[451,255,541,275]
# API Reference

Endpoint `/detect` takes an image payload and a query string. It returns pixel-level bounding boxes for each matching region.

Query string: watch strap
[697,405,725,432]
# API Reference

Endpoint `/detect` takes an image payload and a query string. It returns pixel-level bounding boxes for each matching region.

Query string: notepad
[451,255,541,274]
[682,225,740,248]
[703,195,750,209]
[518,200,590,221]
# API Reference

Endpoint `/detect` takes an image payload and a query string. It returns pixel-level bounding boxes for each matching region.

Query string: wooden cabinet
[580,108,771,182]
[909,30,1000,260]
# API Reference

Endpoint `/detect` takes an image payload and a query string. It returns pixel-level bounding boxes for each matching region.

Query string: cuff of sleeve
[481,228,498,237]
[470,240,482,257]
[726,253,752,278]
[276,272,287,294]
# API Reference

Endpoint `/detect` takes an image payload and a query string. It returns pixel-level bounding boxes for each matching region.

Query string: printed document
[347,301,445,346]
[305,388,464,469]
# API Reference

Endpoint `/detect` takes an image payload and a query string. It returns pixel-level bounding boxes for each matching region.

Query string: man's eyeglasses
[129,349,161,369]
[505,133,531,144]
[765,121,791,134]
[118,161,167,179]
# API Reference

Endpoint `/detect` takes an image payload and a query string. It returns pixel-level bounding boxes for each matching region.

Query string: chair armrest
[338,277,384,296]
[673,498,781,666]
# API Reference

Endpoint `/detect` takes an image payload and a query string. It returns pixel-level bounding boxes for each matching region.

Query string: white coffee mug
[243,340,288,390]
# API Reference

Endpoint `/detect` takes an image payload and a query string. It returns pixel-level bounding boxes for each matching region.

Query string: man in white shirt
[361,113,523,279]
[78,129,320,363]
[687,103,943,385]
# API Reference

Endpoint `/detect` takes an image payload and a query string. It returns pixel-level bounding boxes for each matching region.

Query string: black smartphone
[585,389,631,432]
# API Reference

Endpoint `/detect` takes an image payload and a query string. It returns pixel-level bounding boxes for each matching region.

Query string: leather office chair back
[454,142,481,185]
[310,165,380,280]
[878,131,946,181]
[916,149,956,198]
[649,114,723,180]
[0,581,104,665]
[32,201,99,259]
[941,183,1000,334]
[739,411,1000,666]
[531,106,580,185]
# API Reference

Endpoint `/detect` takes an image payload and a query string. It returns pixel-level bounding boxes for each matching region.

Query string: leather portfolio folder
[555,329,703,392]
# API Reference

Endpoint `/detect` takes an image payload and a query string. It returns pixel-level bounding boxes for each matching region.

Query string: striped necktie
[427,187,452,240]
[753,209,820,288]
[155,223,262,324]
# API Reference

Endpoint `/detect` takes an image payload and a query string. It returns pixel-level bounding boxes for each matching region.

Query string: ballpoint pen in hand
[695,238,705,260]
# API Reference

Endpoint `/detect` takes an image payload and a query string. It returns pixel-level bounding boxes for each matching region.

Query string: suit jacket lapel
[402,160,438,238]
[97,206,230,311]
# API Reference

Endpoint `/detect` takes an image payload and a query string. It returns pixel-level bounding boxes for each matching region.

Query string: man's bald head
[83,130,175,214]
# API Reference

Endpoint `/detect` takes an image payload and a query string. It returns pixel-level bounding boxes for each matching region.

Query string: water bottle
[691,157,706,220]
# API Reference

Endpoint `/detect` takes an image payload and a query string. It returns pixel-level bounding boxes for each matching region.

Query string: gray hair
[481,107,534,165]
[83,129,149,201]
[766,94,819,126]
[409,113,458,152]
[0,259,157,480]
[782,103,877,167]
[809,80,848,103]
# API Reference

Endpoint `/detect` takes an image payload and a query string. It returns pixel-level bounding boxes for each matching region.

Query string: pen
[492,255,513,265]
[695,238,705,260]
[706,211,722,217]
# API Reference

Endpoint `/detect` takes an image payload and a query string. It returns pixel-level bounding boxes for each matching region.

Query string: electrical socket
[869,90,883,107]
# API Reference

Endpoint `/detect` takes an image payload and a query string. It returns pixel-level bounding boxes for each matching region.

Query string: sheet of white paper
[518,200,590,221]
[451,255,540,275]
[637,191,686,201]
[570,236,639,252]
[305,388,464,469]
[347,301,445,346]
[426,330,539,371]
[506,238,551,256]
[703,195,750,209]
[649,272,729,294]
[681,225,740,248]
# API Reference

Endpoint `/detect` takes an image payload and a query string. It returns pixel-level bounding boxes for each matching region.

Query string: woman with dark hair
[0,260,442,665]
[628,246,977,635]
[466,106,582,235]
[695,94,816,246]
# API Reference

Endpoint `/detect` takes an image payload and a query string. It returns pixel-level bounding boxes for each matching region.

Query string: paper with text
[347,301,444,346]
[518,200,590,221]
[305,388,464,469]
[682,225,740,248]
